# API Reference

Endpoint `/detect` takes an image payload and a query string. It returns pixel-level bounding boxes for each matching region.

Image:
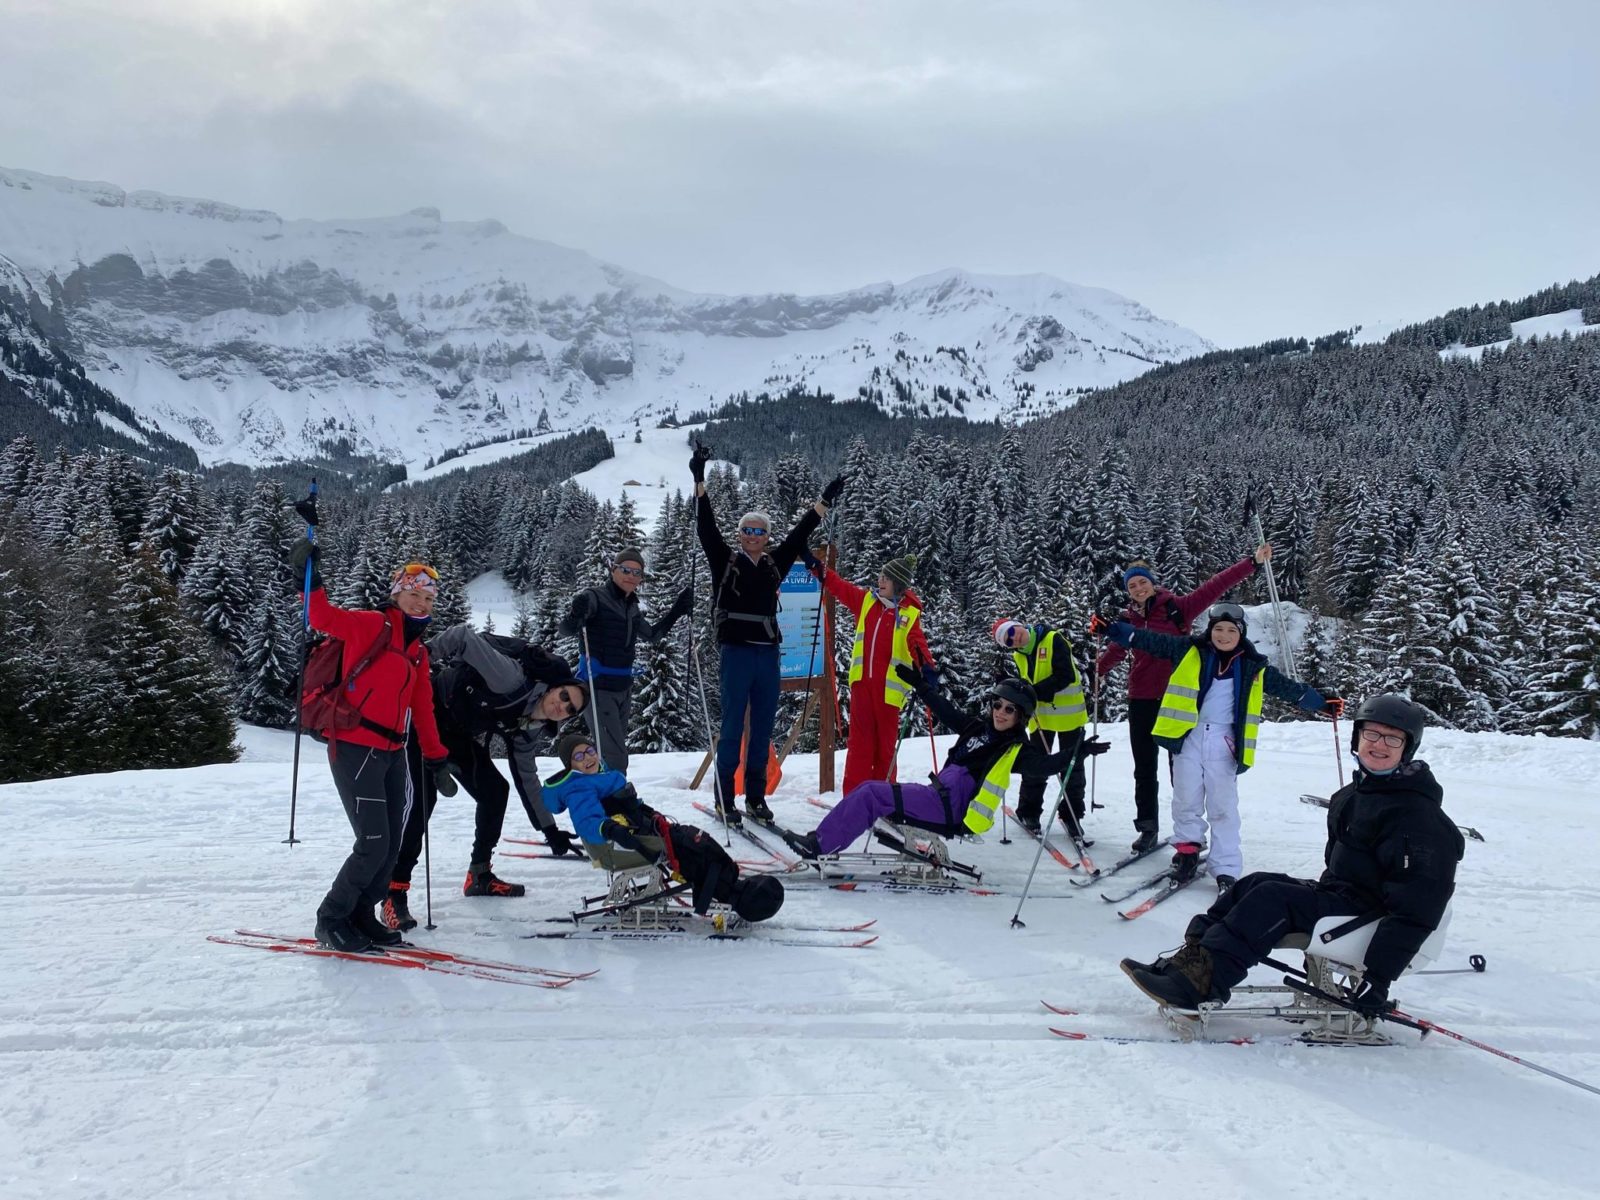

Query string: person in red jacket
[802,551,934,794]
[1095,545,1271,853]
[292,539,452,954]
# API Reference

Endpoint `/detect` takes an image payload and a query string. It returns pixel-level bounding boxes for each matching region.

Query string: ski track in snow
[3,723,1597,1199]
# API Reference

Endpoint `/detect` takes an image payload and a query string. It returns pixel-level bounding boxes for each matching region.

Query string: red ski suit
[306,588,448,760]
[819,569,933,794]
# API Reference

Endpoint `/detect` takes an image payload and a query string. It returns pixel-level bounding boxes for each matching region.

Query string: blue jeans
[716,643,781,807]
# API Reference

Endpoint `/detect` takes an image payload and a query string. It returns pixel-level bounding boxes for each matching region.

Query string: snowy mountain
[0,165,1212,466]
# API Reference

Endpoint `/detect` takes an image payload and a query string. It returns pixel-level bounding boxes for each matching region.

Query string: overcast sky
[3,0,1596,346]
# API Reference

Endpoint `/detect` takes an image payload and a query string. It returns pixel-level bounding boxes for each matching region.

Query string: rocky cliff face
[0,166,1212,466]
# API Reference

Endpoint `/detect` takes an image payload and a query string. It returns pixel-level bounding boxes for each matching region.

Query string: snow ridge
[0,165,1213,466]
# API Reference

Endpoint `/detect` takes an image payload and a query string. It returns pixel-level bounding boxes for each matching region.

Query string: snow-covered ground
[1353,306,1599,358]
[4,720,1598,1199]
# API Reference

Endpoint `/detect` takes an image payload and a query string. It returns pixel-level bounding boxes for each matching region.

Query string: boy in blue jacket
[1092,603,1340,891]
[546,733,784,921]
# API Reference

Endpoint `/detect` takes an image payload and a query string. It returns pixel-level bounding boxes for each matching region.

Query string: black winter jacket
[919,681,1086,782]
[559,580,691,692]
[1321,761,1464,984]
[697,492,822,646]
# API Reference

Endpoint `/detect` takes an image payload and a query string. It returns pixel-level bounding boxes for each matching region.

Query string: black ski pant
[319,741,412,920]
[1184,872,1363,993]
[1127,698,1163,833]
[394,726,527,881]
[1015,729,1087,825]
[593,687,633,771]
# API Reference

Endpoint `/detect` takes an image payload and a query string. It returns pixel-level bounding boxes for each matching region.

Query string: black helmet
[1349,693,1426,763]
[731,874,784,922]
[985,676,1038,721]
[1205,603,1248,637]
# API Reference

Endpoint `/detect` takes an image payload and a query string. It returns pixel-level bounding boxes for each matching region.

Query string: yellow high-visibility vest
[1151,647,1266,770]
[1013,629,1087,734]
[962,743,1024,835]
[848,592,923,710]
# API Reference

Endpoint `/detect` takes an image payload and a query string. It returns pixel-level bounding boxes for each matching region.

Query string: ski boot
[351,904,404,946]
[382,883,418,931]
[463,863,526,897]
[716,799,743,827]
[745,797,774,823]
[1015,812,1042,837]
[314,914,375,954]
[781,829,821,860]
[1130,828,1160,854]
[1215,874,1237,897]
[1171,845,1201,884]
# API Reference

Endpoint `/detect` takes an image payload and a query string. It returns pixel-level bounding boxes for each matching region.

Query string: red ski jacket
[1095,558,1257,700]
[819,569,933,685]
[306,589,448,759]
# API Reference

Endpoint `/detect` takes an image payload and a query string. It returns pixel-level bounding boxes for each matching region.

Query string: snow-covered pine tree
[113,550,237,768]
[236,589,300,727]
[182,520,252,663]
[629,634,695,753]
[140,468,204,585]
[1519,539,1600,738]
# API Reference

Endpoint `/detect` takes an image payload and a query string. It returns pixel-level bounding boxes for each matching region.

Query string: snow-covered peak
[0,163,1213,466]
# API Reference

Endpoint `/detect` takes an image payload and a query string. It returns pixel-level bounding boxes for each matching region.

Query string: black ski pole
[423,768,436,931]
[687,536,730,847]
[284,478,317,845]
[1009,745,1084,928]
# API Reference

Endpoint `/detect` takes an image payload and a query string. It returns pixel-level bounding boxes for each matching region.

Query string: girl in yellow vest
[1094,603,1340,892]
[782,673,1108,858]
[991,619,1090,837]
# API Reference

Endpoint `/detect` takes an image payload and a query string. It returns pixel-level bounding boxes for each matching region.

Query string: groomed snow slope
[4,723,1597,1200]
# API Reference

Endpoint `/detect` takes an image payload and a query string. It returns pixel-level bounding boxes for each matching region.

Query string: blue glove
[920,664,940,691]
[1106,620,1136,647]
[1300,687,1326,712]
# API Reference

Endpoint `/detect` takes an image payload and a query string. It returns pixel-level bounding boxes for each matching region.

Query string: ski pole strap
[891,783,905,820]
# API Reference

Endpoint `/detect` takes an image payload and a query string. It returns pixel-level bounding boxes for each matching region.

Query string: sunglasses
[990,700,1020,716]
[393,562,440,581]
[615,565,643,577]
[1358,728,1406,749]
[739,526,769,537]
[572,745,598,763]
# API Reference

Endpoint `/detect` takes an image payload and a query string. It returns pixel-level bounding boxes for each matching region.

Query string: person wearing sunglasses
[1093,602,1340,893]
[1122,693,1464,1018]
[691,438,845,825]
[782,672,1109,860]
[1094,547,1272,856]
[544,733,786,924]
[383,622,589,926]
[559,547,693,771]
[289,541,453,954]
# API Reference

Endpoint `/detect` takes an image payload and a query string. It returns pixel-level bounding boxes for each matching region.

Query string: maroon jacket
[1095,558,1258,700]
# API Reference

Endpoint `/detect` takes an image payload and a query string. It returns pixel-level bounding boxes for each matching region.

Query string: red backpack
[300,611,406,743]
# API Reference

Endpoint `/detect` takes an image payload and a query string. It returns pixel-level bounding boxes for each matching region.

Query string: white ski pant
[1170,722,1242,878]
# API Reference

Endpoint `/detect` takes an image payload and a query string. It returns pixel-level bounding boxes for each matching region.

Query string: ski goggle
[739,525,769,537]
[390,563,440,596]
[1207,603,1245,627]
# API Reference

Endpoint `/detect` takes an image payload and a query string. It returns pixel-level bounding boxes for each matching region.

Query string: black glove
[894,661,928,694]
[289,537,322,590]
[292,494,320,529]
[569,591,598,623]
[1077,736,1111,758]
[427,758,458,797]
[1350,977,1393,1017]
[670,586,694,620]
[690,440,713,482]
[542,825,580,858]
[820,474,846,505]
[800,547,823,574]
